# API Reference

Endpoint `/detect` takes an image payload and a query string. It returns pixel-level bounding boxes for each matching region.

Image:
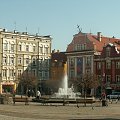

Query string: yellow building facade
[0,28,52,94]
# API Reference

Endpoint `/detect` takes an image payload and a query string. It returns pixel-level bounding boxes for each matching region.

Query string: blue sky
[0,0,120,51]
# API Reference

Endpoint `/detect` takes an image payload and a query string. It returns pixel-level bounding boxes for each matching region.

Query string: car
[107,92,120,99]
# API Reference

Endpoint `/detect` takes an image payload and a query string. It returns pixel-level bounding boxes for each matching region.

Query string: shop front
[0,81,16,94]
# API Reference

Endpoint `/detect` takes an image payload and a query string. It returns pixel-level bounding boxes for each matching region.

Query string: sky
[0,0,120,51]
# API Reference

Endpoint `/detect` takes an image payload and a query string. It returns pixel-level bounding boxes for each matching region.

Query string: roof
[66,32,120,52]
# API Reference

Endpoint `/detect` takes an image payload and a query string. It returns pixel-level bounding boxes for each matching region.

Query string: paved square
[0,101,120,120]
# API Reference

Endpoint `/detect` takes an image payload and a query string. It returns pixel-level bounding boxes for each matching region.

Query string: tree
[19,71,38,96]
[73,73,99,106]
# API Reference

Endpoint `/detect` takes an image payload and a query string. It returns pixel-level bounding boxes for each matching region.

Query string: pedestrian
[101,91,106,100]
[36,90,41,99]
[27,90,31,97]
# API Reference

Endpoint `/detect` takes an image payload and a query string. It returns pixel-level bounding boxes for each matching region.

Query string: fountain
[34,72,96,106]
[54,74,81,98]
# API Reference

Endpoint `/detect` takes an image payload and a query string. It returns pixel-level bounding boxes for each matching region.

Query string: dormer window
[75,44,86,51]
[106,47,111,57]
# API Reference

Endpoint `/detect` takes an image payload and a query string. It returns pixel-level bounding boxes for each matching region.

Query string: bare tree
[19,71,38,96]
[74,73,99,106]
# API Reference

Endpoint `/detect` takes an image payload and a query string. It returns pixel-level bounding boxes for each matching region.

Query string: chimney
[97,32,101,41]
[57,50,59,53]
[52,49,55,53]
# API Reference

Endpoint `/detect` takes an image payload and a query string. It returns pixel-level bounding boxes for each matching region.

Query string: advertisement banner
[77,57,83,76]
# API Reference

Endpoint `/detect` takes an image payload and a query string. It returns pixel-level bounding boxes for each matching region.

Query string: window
[3,57,7,65]
[33,46,35,52]
[2,69,7,77]
[3,43,7,51]
[44,59,48,67]
[86,56,91,66]
[18,44,22,51]
[18,69,22,77]
[44,71,48,79]
[106,75,111,83]
[97,62,101,69]
[26,58,29,64]
[106,47,111,57]
[32,58,36,65]
[77,44,80,50]
[83,44,86,50]
[18,57,22,64]
[40,47,43,53]
[39,59,43,67]
[10,56,14,65]
[116,61,120,69]
[26,45,29,51]
[116,75,120,83]
[106,61,111,69]
[45,47,48,54]
[76,44,86,51]
[39,71,42,79]
[11,44,14,52]
[70,58,74,67]
[9,69,14,77]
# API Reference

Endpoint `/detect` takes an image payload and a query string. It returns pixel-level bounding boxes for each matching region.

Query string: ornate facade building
[0,28,52,94]
[66,31,120,95]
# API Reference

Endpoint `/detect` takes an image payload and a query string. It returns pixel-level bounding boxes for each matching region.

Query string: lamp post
[54,59,58,80]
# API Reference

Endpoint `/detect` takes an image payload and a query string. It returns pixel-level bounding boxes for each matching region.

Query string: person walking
[36,90,41,99]
[27,90,31,98]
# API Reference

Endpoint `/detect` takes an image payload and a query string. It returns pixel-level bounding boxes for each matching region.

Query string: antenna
[14,22,16,31]
[37,27,40,35]
[26,27,27,32]
[90,29,92,34]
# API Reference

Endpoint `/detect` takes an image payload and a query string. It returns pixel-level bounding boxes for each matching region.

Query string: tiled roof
[66,32,120,52]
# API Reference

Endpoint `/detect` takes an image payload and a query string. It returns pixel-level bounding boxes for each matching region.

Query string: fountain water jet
[54,74,80,98]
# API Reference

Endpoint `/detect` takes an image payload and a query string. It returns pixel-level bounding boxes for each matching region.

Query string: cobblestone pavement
[0,101,120,120]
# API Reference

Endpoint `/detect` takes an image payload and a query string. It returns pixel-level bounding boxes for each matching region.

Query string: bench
[39,97,95,107]
[76,98,95,108]
[13,97,29,105]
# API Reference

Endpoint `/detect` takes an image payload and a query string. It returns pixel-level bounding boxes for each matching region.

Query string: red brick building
[66,32,120,95]
[95,43,120,93]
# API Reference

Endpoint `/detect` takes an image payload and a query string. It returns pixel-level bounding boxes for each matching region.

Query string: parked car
[107,92,120,99]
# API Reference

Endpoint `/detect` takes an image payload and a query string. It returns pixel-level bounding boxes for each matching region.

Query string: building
[49,50,67,92]
[66,31,120,95]
[95,43,120,94]
[0,28,52,94]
